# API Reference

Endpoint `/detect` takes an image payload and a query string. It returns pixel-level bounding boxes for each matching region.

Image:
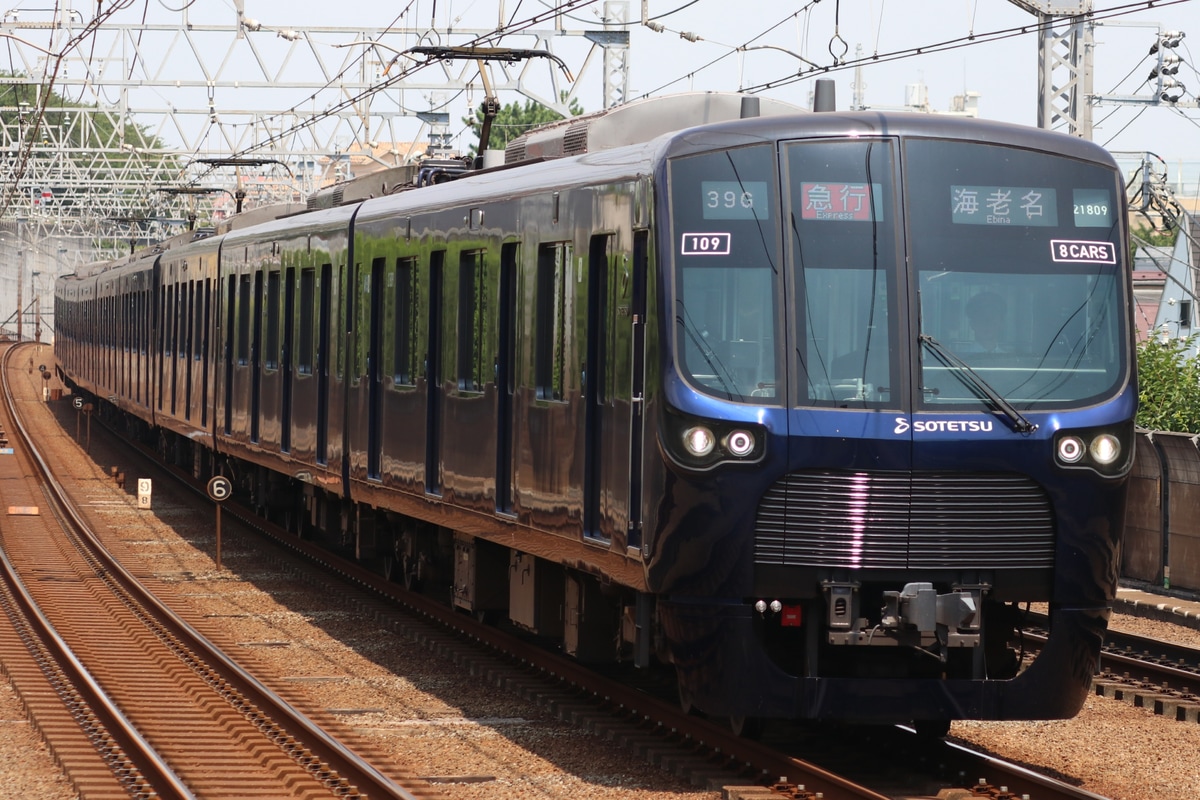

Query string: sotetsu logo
[894,417,995,435]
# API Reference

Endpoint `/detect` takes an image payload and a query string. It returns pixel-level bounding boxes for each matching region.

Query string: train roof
[61,94,1124,284]
[653,109,1120,166]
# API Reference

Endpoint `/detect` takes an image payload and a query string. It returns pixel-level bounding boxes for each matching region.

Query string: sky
[9,1,1200,180]
[214,0,1200,162]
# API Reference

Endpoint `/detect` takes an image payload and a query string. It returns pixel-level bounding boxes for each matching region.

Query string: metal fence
[1123,431,1200,591]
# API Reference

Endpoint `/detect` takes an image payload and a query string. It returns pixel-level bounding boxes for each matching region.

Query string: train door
[627,230,648,550]
[201,278,211,429]
[251,270,263,442]
[281,266,295,452]
[367,258,384,479]
[185,280,195,419]
[425,251,445,495]
[316,263,332,465]
[495,242,518,514]
[583,235,611,540]
[222,274,235,434]
[168,283,178,415]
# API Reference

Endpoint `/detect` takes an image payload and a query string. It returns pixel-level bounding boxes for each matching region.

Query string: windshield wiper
[919,334,1038,434]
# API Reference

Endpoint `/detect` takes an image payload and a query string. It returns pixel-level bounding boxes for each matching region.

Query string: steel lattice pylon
[1009,0,1096,138]
[0,1,628,270]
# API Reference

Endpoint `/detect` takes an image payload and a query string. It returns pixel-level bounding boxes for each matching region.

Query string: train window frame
[780,137,903,411]
[457,249,488,394]
[392,256,418,387]
[265,270,281,371]
[904,137,1130,411]
[535,242,571,403]
[193,278,205,361]
[297,267,315,376]
[183,280,195,365]
[667,142,783,404]
[236,273,252,366]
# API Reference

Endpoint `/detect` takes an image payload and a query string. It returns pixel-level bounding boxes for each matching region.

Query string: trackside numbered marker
[207,476,232,503]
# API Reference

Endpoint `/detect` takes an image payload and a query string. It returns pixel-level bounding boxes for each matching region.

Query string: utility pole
[1092,25,1193,111]
[15,217,23,342]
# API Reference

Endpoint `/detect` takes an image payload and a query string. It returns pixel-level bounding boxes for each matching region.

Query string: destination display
[800,182,883,221]
[701,181,769,220]
[951,185,1058,227]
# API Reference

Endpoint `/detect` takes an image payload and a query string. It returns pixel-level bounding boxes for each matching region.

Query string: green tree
[462,95,585,154]
[1136,334,1200,432]
[0,73,181,215]
[1130,223,1179,262]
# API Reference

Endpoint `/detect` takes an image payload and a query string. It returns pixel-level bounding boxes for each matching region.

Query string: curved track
[0,342,438,800]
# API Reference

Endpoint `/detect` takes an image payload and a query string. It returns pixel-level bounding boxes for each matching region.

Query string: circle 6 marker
[207,476,232,503]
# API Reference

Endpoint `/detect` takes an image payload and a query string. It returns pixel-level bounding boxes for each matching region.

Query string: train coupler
[823,581,986,648]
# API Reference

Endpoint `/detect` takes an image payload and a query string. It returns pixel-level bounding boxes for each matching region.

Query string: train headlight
[1089,434,1121,465]
[1054,422,1133,476]
[1057,435,1085,464]
[664,412,767,469]
[724,429,756,457]
[683,426,716,457]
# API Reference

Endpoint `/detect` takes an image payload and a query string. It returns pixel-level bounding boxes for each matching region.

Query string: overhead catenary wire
[642,0,1191,98]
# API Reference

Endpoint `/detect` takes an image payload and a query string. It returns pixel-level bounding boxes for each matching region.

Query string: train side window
[298,267,315,375]
[457,250,487,393]
[393,257,418,386]
[184,281,195,363]
[237,274,251,366]
[265,271,280,370]
[164,286,174,358]
[536,242,570,401]
[175,283,183,363]
[194,280,206,360]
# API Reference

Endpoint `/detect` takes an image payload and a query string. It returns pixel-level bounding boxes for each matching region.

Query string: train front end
[647,114,1134,727]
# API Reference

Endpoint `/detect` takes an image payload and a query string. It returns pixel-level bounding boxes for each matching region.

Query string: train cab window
[780,139,900,409]
[906,139,1128,410]
[668,144,781,402]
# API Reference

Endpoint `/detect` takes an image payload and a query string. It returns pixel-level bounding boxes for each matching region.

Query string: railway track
[0,342,441,799]
[1023,609,1200,724]
[6,340,1127,800]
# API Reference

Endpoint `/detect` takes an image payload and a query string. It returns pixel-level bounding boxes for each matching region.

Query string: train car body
[55,92,1135,732]
[56,251,159,425]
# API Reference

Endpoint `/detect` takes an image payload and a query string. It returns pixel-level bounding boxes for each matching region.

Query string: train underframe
[660,578,1108,730]
[131,418,659,673]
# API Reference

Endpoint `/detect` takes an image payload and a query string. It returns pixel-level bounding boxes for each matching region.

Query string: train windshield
[668,144,781,401]
[784,140,901,409]
[669,135,1127,411]
[906,139,1127,411]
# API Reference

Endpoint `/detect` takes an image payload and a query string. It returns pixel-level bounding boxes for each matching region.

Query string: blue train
[55,92,1135,735]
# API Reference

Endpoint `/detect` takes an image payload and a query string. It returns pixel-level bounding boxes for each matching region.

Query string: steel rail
[3,342,422,800]
[0,344,196,799]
